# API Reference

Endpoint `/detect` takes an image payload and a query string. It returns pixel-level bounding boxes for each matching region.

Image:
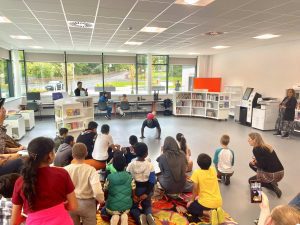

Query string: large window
[67,63,102,96]
[151,55,168,94]
[0,59,9,98]
[18,51,27,96]
[137,55,148,94]
[26,62,65,95]
[104,64,135,95]
[169,65,196,92]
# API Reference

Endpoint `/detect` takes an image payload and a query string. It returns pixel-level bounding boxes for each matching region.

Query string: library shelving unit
[223,86,243,117]
[54,97,94,138]
[173,91,230,120]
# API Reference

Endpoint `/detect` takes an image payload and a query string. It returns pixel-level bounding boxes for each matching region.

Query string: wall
[211,40,300,98]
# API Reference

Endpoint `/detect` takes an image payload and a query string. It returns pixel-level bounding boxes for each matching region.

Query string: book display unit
[173,91,230,120]
[54,97,94,137]
[224,86,243,116]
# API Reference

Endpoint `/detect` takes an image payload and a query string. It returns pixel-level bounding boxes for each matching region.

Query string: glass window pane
[168,65,195,93]
[18,51,24,61]
[0,59,10,98]
[26,62,65,96]
[152,55,167,64]
[19,62,27,96]
[151,65,167,94]
[67,63,102,96]
[104,64,136,95]
[137,55,147,64]
[137,65,148,94]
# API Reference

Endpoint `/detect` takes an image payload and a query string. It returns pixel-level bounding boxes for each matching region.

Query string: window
[0,59,10,98]
[151,55,168,94]
[104,64,135,95]
[18,51,27,96]
[67,63,102,96]
[26,62,65,95]
[169,65,196,93]
[136,54,148,94]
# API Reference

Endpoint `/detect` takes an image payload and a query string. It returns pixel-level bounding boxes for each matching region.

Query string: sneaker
[121,113,126,117]
[253,219,259,225]
[281,133,289,138]
[273,131,281,136]
[146,214,156,225]
[211,209,218,225]
[224,175,230,185]
[217,207,225,224]
[271,183,282,198]
[140,214,147,225]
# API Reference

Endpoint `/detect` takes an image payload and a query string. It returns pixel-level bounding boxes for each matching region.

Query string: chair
[120,101,132,118]
[97,102,108,118]
[26,102,41,118]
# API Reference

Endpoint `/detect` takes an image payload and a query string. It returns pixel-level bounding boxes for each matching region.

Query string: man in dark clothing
[54,135,74,167]
[140,113,161,139]
[74,81,88,96]
[76,121,98,159]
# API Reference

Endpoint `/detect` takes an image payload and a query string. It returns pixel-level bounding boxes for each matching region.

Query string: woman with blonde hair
[248,133,284,198]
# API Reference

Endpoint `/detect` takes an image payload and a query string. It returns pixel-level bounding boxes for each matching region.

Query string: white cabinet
[173,91,230,120]
[4,114,26,140]
[19,110,35,130]
[223,86,243,117]
[252,105,278,131]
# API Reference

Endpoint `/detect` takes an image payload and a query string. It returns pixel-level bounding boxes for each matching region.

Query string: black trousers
[187,200,211,217]
[0,158,24,176]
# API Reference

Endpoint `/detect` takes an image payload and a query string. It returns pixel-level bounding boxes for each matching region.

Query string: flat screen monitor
[99,91,111,99]
[242,88,254,100]
[52,92,63,101]
[27,92,41,101]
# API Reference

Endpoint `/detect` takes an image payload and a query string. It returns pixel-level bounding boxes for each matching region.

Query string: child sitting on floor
[127,142,156,225]
[102,153,134,225]
[54,128,68,152]
[121,135,138,164]
[187,153,224,225]
[213,134,234,185]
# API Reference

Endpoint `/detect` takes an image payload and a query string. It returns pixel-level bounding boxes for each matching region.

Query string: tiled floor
[20,115,300,225]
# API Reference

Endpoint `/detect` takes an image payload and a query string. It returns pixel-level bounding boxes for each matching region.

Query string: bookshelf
[173,91,230,120]
[223,86,243,117]
[54,97,94,138]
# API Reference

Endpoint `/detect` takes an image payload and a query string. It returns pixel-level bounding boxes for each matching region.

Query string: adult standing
[274,88,297,138]
[74,81,88,97]
[248,133,284,198]
[157,136,192,195]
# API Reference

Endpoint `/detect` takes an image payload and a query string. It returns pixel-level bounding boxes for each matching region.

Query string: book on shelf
[207,94,219,101]
[65,121,84,130]
[206,110,217,117]
[176,93,191,99]
[66,108,81,117]
[192,100,205,107]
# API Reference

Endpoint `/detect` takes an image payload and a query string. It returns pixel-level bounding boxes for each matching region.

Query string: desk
[4,114,26,140]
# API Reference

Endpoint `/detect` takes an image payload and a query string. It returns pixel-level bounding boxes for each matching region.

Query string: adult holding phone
[74,81,88,97]
[274,88,297,138]
[248,133,284,198]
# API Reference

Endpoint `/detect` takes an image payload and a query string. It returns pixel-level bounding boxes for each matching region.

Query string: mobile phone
[0,98,5,108]
[250,181,262,203]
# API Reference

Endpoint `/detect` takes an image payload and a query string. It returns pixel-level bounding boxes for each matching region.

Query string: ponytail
[21,137,54,210]
[176,133,187,154]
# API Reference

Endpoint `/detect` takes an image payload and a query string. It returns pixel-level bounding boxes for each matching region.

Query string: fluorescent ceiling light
[140,26,167,33]
[125,41,143,46]
[212,45,230,49]
[175,0,215,6]
[189,52,200,55]
[253,34,280,40]
[0,16,11,23]
[10,35,32,40]
[117,50,129,52]
[67,21,94,29]
[30,46,43,49]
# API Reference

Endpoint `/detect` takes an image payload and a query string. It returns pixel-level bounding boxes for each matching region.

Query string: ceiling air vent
[67,21,94,29]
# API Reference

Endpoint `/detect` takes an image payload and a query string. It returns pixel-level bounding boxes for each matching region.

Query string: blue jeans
[130,186,152,225]
[289,193,300,208]
[106,106,112,117]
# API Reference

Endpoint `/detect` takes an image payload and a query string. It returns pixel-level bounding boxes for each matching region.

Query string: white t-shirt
[127,160,154,182]
[92,133,113,161]
[217,148,234,173]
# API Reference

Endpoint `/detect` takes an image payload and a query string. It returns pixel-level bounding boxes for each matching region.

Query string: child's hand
[139,194,148,201]
[187,200,193,208]
[133,195,140,203]
[259,192,269,209]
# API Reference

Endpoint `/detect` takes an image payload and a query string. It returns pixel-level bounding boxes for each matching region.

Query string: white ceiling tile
[33,11,66,20]
[238,0,291,12]
[156,4,199,22]
[66,14,95,22]
[119,18,149,31]
[25,0,63,13]
[97,16,123,24]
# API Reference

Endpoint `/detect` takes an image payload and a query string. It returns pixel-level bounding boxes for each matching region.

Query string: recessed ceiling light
[140,26,167,33]
[10,35,32,40]
[117,50,129,52]
[125,41,143,46]
[175,0,215,6]
[253,34,280,40]
[30,46,43,49]
[189,52,200,55]
[204,31,224,36]
[212,45,231,49]
[67,21,94,29]
[0,16,11,23]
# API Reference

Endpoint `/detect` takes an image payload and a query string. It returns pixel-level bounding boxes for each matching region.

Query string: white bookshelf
[223,86,243,117]
[173,91,230,120]
[54,97,94,138]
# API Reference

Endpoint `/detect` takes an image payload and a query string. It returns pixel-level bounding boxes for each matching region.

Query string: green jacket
[106,171,133,212]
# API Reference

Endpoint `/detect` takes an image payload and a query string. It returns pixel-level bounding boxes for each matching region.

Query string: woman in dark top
[274,88,297,138]
[248,132,284,198]
[156,136,192,195]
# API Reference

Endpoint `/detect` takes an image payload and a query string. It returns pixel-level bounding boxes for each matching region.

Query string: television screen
[99,91,111,99]
[52,92,63,101]
[27,92,41,101]
[242,88,254,100]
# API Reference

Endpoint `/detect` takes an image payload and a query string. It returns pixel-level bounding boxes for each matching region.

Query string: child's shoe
[146,214,156,225]
[217,207,225,224]
[211,209,218,225]
[140,214,147,225]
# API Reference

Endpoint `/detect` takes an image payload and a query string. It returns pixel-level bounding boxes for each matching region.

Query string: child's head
[220,134,230,146]
[113,153,127,172]
[266,205,300,225]
[147,113,154,120]
[129,135,138,146]
[0,173,21,198]
[72,143,88,160]
[64,135,75,146]
[197,153,211,170]
[22,137,55,209]
[101,124,110,134]
[134,142,148,159]
[176,133,187,153]
[59,128,68,137]
[88,121,98,132]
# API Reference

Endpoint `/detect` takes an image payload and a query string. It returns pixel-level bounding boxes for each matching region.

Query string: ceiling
[1,0,300,55]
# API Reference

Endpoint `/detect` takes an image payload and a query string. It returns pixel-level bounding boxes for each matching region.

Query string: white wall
[212,41,300,98]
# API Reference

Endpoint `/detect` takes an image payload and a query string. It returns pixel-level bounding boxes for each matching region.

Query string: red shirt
[12,166,74,213]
